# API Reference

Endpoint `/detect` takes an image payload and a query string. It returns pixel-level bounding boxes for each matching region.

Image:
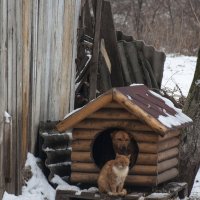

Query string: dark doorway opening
[92,128,139,169]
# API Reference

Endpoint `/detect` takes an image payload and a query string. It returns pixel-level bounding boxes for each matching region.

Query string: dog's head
[111,130,131,154]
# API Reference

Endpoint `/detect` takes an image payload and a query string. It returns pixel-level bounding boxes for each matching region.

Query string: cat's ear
[127,154,131,159]
[116,153,120,158]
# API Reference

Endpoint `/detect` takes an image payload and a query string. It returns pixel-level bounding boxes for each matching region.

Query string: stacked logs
[70,102,180,186]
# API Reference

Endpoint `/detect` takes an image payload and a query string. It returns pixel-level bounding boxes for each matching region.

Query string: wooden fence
[0,0,80,197]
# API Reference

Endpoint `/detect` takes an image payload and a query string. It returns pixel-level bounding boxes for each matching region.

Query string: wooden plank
[71,172,157,186]
[158,137,180,152]
[71,162,157,176]
[113,90,168,135]
[38,0,50,122]
[73,129,100,140]
[48,0,64,120]
[70,172,99,184]
[29,0,39,154]
[89,0,103,100]
[72,139,158,153]
[74,119,153,131]
[4,0,12,192]
[69,0,81,111]
[158,158,178,174]
[158,147,179,162]
[73,129,159,143]
[88,108,138,120]
[157,168,178,184]
[71,151,158,165]
[71,162,158,175]
[130,165,157,175]
[158,131,180,142]
[56,91,112,132]
[71,163,99,173]
[136,153,157,165]
[15,0,23,194]
[131,131,158,143]
[3,121,12,183]
[104,102,123,108]
[71,151,93,162]
[101,1,124,87]
[22,0,31,166]
[126,174,157,186]
[0,0,7,195]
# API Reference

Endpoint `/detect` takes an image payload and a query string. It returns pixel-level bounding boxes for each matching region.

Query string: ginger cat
[97,154,130,196]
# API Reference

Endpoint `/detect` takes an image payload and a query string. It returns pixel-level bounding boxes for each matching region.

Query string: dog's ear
[127,154,131,159]
[111,131,117,139]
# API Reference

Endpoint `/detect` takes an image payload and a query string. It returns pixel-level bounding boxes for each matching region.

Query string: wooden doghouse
[56,85,192,187]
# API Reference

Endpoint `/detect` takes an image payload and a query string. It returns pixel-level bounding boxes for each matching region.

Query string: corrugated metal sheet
[117,31,166,89]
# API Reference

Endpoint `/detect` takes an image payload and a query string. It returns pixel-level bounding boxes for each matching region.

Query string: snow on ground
[162,54,197,97]
[2,54,199,200]
[2,153,56,200]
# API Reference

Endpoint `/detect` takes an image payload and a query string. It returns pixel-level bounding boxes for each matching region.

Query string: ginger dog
[111,130,138,166]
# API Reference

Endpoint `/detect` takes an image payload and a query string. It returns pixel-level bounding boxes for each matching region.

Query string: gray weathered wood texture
[0,0,80,197]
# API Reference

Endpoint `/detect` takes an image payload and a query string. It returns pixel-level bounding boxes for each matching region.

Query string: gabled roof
[56,85,192,135]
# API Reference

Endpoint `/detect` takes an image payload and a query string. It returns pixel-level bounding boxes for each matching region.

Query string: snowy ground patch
[2,153,56,200]
[162,54,197,97]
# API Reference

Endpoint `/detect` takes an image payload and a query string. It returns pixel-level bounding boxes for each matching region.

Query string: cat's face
[115,154,130,169]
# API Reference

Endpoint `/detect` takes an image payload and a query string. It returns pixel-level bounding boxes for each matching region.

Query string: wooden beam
[72,139,158,153]
[126,174,157,186]
[74,118,153,131]
[157,168,178,184]
[71,151,158,165]
[158,137,180,152]
[73,128,159,142]
[56,90,112,132]
[89,0,103,100]
[22,0,31,165]
[113,89,168,135]
[88,108,137,120]
[158,131,180,142]
[158,147,179,162]
[71,172,157,186]
[158,158,178,174]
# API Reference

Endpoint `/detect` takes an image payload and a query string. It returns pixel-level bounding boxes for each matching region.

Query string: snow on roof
[150,90,192,128]
[117,84,192,130]
[57,84,192,134]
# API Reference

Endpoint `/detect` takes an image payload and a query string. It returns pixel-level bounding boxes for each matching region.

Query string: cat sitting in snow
[97,154,130,196]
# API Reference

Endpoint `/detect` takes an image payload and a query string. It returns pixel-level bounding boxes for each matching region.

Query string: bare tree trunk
[179,48,200,195]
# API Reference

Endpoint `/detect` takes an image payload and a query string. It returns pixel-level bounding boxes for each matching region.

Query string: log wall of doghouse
[70,102,180,186]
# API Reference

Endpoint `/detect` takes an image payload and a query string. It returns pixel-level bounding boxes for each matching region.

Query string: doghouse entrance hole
[92,128,139,169]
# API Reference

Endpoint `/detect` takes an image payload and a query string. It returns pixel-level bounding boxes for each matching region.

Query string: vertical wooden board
[22,0,31,166]
[59,0,75,118]
[29,0,39,153]
[69,0,81,111]
[6,0,17,193]
[15,0,23,194]
[48,0,64,120]
[0,0,7,196]
[37,0,49,121]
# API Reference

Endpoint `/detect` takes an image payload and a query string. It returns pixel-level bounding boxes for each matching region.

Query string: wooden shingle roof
[56,85,192,135]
